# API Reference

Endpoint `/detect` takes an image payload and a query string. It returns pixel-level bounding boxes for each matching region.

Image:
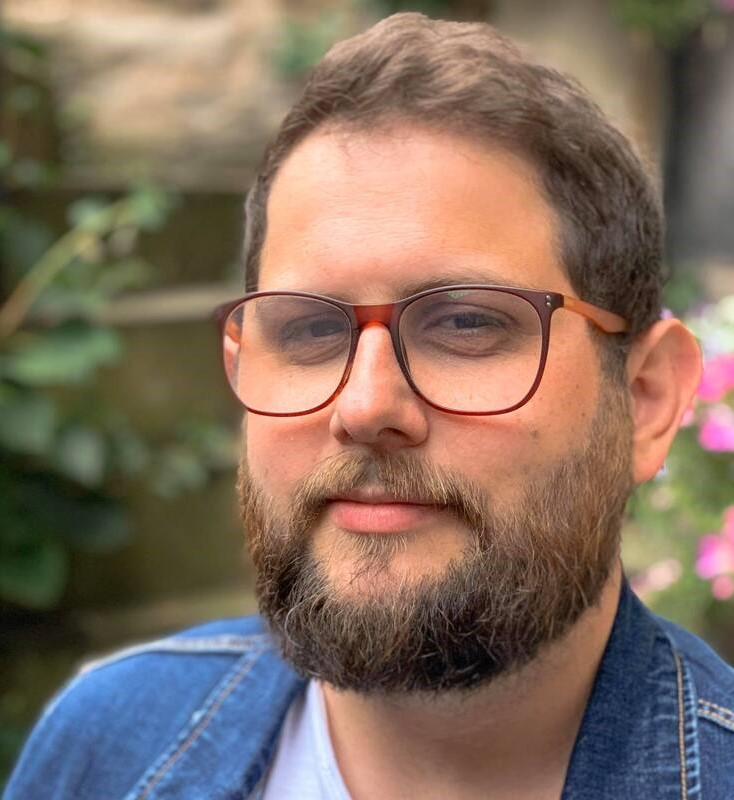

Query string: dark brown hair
[243,12,664,362]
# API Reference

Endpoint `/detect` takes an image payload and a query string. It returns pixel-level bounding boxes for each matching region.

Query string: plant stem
[0,198,131,340]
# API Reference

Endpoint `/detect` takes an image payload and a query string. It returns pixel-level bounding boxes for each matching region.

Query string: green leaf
[0,27,46,61]
[30,284,107,320]
[93,258,153,296]
[273,14,344,78]
[0,468,131,552]
[612,0,710,48]
[0,324,122,386]
[59,495,131,551]
[0,208,55,277]
[53,424,107,487]
[0,536,67,609]
[107,420,149,475]
[0,388,56,455]
[67,197,111,234]
[372,0,453,15]
[126,186,172,230]
[150,445,209,497]
[176,419,237,470]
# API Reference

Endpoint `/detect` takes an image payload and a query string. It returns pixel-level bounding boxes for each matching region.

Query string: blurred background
[1,0,733,786]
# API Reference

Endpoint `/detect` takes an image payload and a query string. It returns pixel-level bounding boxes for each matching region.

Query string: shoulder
[76,614,272,674]
[5,615,303,800]
[46,614,279,733]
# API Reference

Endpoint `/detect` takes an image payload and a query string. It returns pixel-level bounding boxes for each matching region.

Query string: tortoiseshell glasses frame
[214,285,629,417]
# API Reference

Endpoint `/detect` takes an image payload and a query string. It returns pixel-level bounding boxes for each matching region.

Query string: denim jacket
[6,581,734,799]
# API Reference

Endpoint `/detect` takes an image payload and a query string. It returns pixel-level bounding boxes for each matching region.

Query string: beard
[237,383,633,695]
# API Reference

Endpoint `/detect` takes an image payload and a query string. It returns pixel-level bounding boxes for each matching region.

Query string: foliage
[273,12,348,78]
[626,295,734,654]
[271,0,734,78]
[0,32,232,611]
[612,0,733,48]
[368,0,458,16]
[272,0,458,79]
[1,187,185,609]
[0,30,240,791]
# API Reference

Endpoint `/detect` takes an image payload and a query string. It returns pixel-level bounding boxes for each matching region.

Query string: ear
[626,319,702,485]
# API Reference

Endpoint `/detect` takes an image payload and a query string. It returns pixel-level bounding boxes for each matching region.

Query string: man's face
[239,125,633,692]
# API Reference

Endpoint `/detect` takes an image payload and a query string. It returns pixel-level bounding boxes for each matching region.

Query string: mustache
[287,450,489,539]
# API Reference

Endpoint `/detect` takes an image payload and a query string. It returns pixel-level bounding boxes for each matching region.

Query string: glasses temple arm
[562,296,630,334]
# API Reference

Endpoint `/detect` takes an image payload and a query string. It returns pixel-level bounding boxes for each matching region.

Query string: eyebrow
[294,268,546,303]
[396,271,544,298]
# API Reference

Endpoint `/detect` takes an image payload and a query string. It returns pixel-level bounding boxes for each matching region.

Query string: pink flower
[696,534,734,579]
[716,0,734,12]
[630,559,682,601]
[712,575,734,601]
[698,354,734,403]
[696,509,734,601]
[723,506,734,540]
[698,405,734,451]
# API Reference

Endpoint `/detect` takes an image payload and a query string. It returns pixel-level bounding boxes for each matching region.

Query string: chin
[316,530,467,600]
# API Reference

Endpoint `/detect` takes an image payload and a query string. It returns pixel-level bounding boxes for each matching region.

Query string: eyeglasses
[214,286,629,416]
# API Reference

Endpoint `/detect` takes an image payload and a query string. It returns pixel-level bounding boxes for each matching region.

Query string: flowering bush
[697,507,734,600]
[687,298,734,599]
[626,294,734,656]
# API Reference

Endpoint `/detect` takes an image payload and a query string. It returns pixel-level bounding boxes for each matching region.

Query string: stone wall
[6,0,666,188]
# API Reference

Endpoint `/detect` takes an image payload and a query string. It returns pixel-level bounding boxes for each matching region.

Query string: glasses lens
[399,288,543,413]
[223,295,352,414]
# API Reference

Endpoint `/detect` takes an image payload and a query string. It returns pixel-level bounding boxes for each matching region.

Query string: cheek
[441,345,600,491]
[245,415,326,500]
[527,334,600,445]
[435,415,541,502]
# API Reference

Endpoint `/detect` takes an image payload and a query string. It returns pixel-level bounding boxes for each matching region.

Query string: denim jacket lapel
[124,638,305,800]
[127,582,700,799]
[562,580,701,800]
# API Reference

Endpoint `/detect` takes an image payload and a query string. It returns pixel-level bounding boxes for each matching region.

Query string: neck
[321,562,623,800]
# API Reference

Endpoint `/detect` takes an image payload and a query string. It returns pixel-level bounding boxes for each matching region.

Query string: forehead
[259,124,572,299]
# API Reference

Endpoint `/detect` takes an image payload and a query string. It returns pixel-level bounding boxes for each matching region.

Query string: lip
[329,489,435,505]
[326,493,442,534]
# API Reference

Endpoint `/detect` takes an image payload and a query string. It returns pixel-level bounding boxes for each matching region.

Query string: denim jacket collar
[123,635,306,800]
[10,577,727,800]
[241,581,701,800]
[562,579,699,799]
[212,580,700,799]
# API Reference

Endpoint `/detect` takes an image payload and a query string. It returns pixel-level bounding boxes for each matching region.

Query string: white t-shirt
[261,680,352,799]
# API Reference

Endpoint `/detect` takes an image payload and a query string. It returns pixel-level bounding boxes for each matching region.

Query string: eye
[432,311,510,332]
[420,302,516,337]
[403,299,530,360]
[280,315,349,344]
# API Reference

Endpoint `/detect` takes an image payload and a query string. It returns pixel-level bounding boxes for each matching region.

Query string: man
[7,12,733,800]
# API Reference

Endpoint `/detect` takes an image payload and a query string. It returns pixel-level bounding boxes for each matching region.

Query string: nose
[329,322,429,449]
